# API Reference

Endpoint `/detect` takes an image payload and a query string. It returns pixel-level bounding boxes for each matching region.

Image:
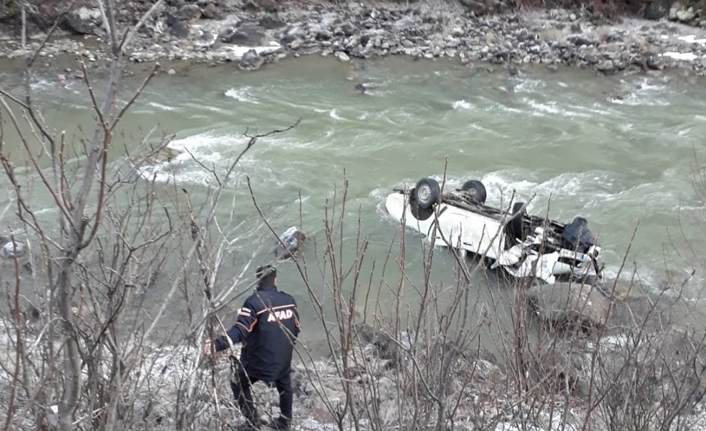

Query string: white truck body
[383,185,602,285]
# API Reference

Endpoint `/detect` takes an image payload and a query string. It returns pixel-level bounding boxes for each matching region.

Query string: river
[1,56,705,352]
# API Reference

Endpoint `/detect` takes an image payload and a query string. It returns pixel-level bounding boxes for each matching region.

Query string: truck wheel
[410,188,434,220]
[461,180,487,204]
[508,202,526,241]
[414,178,441,209]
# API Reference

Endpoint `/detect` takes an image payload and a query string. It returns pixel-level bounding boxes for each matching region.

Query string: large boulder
[258,14,286,30]
[221,24,266,45]
[238,49,265,70]
[170,20,190,39]
[64,7,102,35]
[669,1,697,22]
[527,281,610,333]
[177,4,202,22]
[644,0,677,19]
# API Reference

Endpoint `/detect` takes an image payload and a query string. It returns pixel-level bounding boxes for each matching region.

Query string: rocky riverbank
[1,271,705,431]
[2,1,706,77]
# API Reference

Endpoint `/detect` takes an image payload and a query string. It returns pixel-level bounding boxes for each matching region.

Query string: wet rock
[274,227,307,260]
[221,24,265,45]
[65,7,102,35]
[239,49,265,70]
[202,3,219,19]
[335,51,350,62]
[584,53,599,64]
[170,21,191,39]
[568,35,596,46]
[395,16,416,29]
[527,281,610,333]
[340,21,358,37]
[596,58,615,73]
[178,4,202,22]
[645,0,676,20]
[669,1,697,22]
[315,29,333,41]
[259,14,286,30]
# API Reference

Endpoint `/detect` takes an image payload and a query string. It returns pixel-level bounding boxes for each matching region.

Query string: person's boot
[273,416,291,431]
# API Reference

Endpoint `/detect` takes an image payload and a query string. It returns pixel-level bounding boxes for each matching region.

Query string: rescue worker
[203,265,301,430]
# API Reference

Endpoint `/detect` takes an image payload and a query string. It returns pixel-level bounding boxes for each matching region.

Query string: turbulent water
[2,56,706,348]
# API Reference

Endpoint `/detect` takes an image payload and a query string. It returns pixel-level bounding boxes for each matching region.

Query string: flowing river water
[2,56,706,352]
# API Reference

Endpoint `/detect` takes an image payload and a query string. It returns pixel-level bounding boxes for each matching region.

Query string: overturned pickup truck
[383,177,603,285]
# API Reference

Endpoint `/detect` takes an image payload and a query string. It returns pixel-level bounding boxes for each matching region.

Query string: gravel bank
[2,1,706,77]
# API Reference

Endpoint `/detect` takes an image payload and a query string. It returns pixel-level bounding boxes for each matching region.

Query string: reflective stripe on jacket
[214,285,301,381]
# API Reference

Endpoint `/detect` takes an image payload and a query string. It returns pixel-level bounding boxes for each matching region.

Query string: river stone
[259,14,286,29]
[596,58,615,73]
[645,0,676,19]
[335,51,350,62]
[669,1,696,21]
[395,16,415,29]
[222,24,265,45]
[65,7,102,35]
[569,35,596,47]
[527,281,610,333]
[178,4,202,22]
[677,6,697,22]
[315,29,333,40]
[202,3,218,19]
[170,21,191,39]
[239,49,264,70]
[341,21,357,36]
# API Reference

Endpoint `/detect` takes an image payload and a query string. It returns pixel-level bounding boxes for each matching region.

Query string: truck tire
[461,180,487,204]
[414,178,441,209]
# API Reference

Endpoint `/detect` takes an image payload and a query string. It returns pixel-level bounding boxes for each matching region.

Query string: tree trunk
[58,264,81,431]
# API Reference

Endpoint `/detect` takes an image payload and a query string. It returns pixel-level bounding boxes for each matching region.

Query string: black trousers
[230,369,293,424]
